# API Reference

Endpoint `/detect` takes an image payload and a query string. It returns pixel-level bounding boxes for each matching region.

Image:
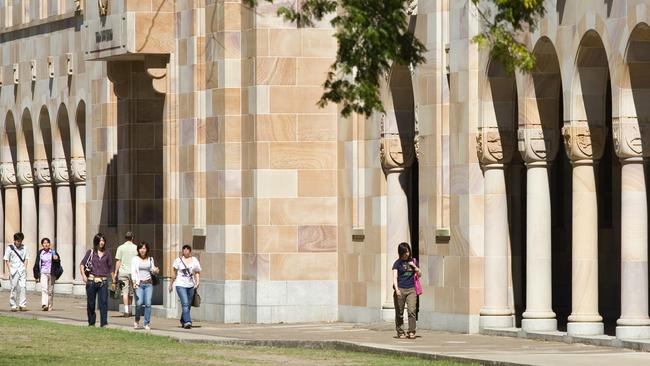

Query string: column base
[479,315,514,329]
[567,322,604,336]
[381,308,396,322]
[72,281,87,296]
[522,318,557,332]
[616,325,650,340]
[53,283,73,294]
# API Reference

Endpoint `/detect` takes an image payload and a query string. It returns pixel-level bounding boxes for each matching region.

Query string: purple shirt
[80,250,114,277]
[40,249,53,274]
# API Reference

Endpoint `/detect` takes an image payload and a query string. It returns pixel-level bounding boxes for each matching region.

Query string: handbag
[52,250,64,280]
[149,257,160,286]
[413,258,423,296]
[180,257,201,307]
[83,250,94,276]
[191,290,201,307]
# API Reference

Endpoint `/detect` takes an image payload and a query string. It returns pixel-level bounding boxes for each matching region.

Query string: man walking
[4,232,29,311]
[114,231,138,316]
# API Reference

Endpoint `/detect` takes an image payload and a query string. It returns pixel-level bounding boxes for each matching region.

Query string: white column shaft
[385,170,411,307]
[74,183,87,283]
[568,162,602,323]
[4,187,20,251]
[38,185,55,241]
[619,160,650,324]
[56,184,74,284]
[523,164,554,318]
[481,166,511,315]
[21,186,37,281]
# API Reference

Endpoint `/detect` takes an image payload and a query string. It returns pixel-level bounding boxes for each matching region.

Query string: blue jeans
[135,283,153,325]
[175,286,195,326]
[86,280,108,326]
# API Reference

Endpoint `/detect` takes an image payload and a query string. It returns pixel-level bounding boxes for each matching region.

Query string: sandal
[397,333,407,339]
[407,332,416,339]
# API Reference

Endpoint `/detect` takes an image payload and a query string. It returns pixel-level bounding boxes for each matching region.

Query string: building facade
[1,0,650,339]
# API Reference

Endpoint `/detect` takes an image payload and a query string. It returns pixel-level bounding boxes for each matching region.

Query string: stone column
[519,128,557,331]
[613,117,650,339]
[478,127,514,328]
[563,121,604,336]
[34,160,55,241]
[380,135,414,309]
[71,157,87,295]
[1,163,20,276]
[52,158,73,293]
[17,161,37,289]
[0,165,7,285]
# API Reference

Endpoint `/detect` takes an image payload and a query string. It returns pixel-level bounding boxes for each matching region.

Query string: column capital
[561,120,607,162]
[33,159,52,186]
[476,126,515,166]
[380,135,415,173]
[518,127,559,164]
[613,117,644,160]
[16,161,34,187]
[0,162,17,188]
[70,157,86,185]
[51,158,70,185]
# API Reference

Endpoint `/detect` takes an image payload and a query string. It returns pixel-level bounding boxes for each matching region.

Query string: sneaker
[100,325,108,328]
[42,305,47,311]
[134,321,140,329]
[144,325,151,331]
[19,307,28,311]
[10,307,17,312]
[182,322,192,329]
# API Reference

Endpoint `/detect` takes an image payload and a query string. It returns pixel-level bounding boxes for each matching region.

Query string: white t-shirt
[3,245,29,275]
[173,257,201,288]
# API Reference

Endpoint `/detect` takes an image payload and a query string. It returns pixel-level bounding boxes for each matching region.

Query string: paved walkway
[1,291,650,366]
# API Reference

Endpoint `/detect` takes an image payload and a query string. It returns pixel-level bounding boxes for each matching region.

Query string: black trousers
[86,280,109,326]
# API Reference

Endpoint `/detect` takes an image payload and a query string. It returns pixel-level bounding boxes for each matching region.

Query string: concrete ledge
[181,338,529,366]
[481,327,650,352]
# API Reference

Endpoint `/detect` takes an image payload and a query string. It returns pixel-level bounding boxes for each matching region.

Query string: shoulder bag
[413,258,423,296]
[52,249,64,280]
[83,250,94,276]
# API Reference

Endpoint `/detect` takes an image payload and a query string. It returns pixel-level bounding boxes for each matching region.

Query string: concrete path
[1,291,650,366]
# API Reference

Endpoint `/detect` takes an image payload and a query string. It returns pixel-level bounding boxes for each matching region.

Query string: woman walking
[392,242,421,339]
[33,238,62,311]
[80,233,114,328]
[168,245,201,329]
[131,241,159,330]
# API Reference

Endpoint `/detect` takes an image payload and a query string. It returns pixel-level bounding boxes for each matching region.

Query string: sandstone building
[1,0,650,340]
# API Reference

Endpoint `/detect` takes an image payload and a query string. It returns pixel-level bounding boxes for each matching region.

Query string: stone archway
[18,108,37,285]
[1,111,19,282]
[379,62,417,312]
[478,60,521,329]
[615,21,650,339]
[564,29,616,336]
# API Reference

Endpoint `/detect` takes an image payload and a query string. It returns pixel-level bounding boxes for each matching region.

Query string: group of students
[5,232,420,338]
[3,231,202,331]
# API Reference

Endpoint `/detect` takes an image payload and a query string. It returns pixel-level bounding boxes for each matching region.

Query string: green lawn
[0,316,473,366]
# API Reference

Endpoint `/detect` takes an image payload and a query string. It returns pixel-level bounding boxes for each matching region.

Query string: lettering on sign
[95,29,113,43]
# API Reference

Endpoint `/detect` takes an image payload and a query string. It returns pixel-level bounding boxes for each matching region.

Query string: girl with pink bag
[392,242,422,339]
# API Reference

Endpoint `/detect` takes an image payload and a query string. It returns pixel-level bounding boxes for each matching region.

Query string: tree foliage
[242,0,545,117]
[471,0,546,73]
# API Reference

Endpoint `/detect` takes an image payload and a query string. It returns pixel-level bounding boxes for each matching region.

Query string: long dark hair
[137,241,150,259]
[93,233,106,251]
[397,242,412,260]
